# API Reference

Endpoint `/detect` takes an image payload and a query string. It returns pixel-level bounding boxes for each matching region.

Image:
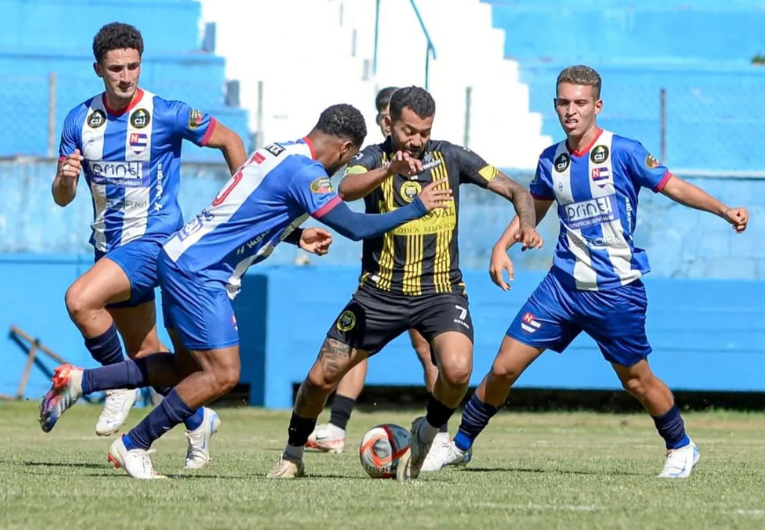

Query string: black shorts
[325,285,474,355]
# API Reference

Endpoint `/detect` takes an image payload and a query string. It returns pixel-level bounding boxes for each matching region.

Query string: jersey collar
[301,136,317,160]
[566,127,603,157]
[102,88,144,117]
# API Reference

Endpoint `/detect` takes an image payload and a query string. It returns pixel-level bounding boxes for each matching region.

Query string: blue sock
[152,386,204,431]
[125,389,195,450]
[454,395,500,451]
[652,404,690,449]
[81,357,158,394]
[84,323,124,366]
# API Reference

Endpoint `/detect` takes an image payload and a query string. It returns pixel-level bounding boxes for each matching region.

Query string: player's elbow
[337,181,362,202]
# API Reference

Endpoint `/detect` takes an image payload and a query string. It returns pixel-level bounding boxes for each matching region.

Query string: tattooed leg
[294,338,370,419]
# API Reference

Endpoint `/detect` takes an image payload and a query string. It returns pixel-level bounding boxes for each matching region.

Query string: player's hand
[60,149,84,182]
[723,207,748,233]
[489,246,515,291]
[299,227,333,256]
[387,151,423,178]
[416,179,453,212]
[515,225,544,251]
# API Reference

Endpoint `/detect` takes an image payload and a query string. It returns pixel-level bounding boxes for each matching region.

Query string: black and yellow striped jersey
[344,137,498,296]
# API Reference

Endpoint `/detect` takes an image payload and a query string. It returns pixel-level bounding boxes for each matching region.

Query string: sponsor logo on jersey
[189,109,204,129]
[265,143,285,157]
[89,160,145,187]
[130,108,151,129]
[310,177,333,194]
[554,152,570,172]
[563,195,618,229]
[87,110,106,129]
[590,145,609,164]
[645,153,661,169]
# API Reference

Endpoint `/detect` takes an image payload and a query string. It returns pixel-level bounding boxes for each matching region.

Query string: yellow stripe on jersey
[433,152,453,293]
[478,165,498,183]
[377,153,395,291]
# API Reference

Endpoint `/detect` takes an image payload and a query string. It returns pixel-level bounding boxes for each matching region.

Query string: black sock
[329,394,356,430]
[425,395,456,431]
[287,412,317,447]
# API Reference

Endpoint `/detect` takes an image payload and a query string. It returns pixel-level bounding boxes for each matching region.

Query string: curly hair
[389,86,435,122]
[557,65,602,99]
[313,104,367,147]
[93,22,144,63]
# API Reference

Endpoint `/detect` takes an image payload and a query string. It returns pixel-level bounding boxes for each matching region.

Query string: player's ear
[383,114,392,133]
[93,62,103,78]
[594,98,603,116]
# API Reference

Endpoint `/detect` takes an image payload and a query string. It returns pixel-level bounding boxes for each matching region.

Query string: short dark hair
[375,87,398,113]
[389,86,436,122]
[313,104,367,147]
[93,22,144,63]
[557,65,602,99]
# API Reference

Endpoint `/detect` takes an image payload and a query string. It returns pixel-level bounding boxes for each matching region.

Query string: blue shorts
[506,272,651,367]
[95,239,163,309]
[157,252,239,351]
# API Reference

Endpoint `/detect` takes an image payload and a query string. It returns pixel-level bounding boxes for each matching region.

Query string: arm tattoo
[489,175,536,228]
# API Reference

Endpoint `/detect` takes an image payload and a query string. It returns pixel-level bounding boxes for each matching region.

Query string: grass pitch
[1,402,764,530]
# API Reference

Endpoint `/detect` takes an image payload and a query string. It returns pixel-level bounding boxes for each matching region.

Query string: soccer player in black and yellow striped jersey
[269,86,542,480]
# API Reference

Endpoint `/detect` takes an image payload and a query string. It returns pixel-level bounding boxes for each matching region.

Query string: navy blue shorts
[95,239,163,309]
[506,273,651,367]
[157,252,239,351]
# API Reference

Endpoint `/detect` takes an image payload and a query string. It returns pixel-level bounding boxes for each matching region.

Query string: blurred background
[1,0,763,408]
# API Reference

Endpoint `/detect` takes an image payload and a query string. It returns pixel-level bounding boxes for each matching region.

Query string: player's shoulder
[64,94,101,124]
[348,139,387,168]
[538,140,566,162]
[609,132,644,153]
[142,90,185,116]
[428,139,469,157]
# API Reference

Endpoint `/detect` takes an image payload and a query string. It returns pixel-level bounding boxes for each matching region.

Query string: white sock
[284,444,304,461]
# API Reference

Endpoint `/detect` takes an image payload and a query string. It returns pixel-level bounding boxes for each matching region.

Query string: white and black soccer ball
[358,424,410,479]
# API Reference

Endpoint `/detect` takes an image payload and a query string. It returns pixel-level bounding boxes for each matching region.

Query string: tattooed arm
[486,173,542,250]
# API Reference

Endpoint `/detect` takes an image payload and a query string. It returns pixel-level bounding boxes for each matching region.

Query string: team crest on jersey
[554,152,570,172]
[590,145,609,164]
[310,177,333,194]
[188,109,204,129]
[129,133,149,155]
[87,110,106,129]
[337,310,356,332]
[130,108,151,129]
[645,153,661,169]
[400,181,422,202]
[591,167,611,187]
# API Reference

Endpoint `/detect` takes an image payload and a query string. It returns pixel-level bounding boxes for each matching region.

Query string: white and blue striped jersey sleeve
[617,138,672,193]
[169,101,218,147]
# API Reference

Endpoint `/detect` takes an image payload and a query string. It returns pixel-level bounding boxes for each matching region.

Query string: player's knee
[620,376,647,399]
[439,355,472,388]
[65,283,94,323]
[211,363,240,395]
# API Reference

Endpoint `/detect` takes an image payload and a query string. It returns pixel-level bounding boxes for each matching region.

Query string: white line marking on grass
[736,510,765,516]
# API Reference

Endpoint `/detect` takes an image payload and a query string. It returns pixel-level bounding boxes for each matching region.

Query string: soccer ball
[358,424,411,479]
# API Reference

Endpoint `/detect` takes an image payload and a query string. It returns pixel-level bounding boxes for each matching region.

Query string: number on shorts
[455,305,467,320]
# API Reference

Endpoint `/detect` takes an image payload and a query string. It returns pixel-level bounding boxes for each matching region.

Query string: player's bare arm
[338,151,423,201]
[204,123,247,175]
[489,199,554,290]
[52,149,85,207]
[486,173,543,248]
[660,176,749,233]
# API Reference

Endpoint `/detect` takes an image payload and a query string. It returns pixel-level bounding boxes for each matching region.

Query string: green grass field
[2,401,764,530]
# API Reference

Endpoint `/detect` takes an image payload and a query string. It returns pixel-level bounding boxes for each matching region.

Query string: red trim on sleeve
[58,155,68,162]
[199,117,218,146]
[655,171,673,192]
[302,136,317,160]
[102,88,144,116]
[312,195,342,219]
[567,128,603,157]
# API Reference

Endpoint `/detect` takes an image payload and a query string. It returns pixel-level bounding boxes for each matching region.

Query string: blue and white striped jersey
[531,129,671,291]
[58,88,217,252]
[162,138,341,297]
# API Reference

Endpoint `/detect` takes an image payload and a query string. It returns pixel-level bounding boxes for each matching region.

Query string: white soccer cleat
[95,388,139,436]
[421,431,450,472]
[306,423,346,453]
[39,364,84,433]
[266,455,305,479]
[422,438,473,472]
[185,408,221,469]
[396,416,433,480]
[658,440,700,478]
[107,436,166,479]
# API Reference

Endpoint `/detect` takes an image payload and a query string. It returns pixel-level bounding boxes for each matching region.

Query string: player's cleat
[185,408,221,469]
[107,436,166,480]
[266,455,305,479]
[421,431,449,472]
[658,440,700,478]
[39,364,84,433]
[306,423,345,453]
[95,388,139,437]
[396,416,433,480]
[421,437,473,472]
